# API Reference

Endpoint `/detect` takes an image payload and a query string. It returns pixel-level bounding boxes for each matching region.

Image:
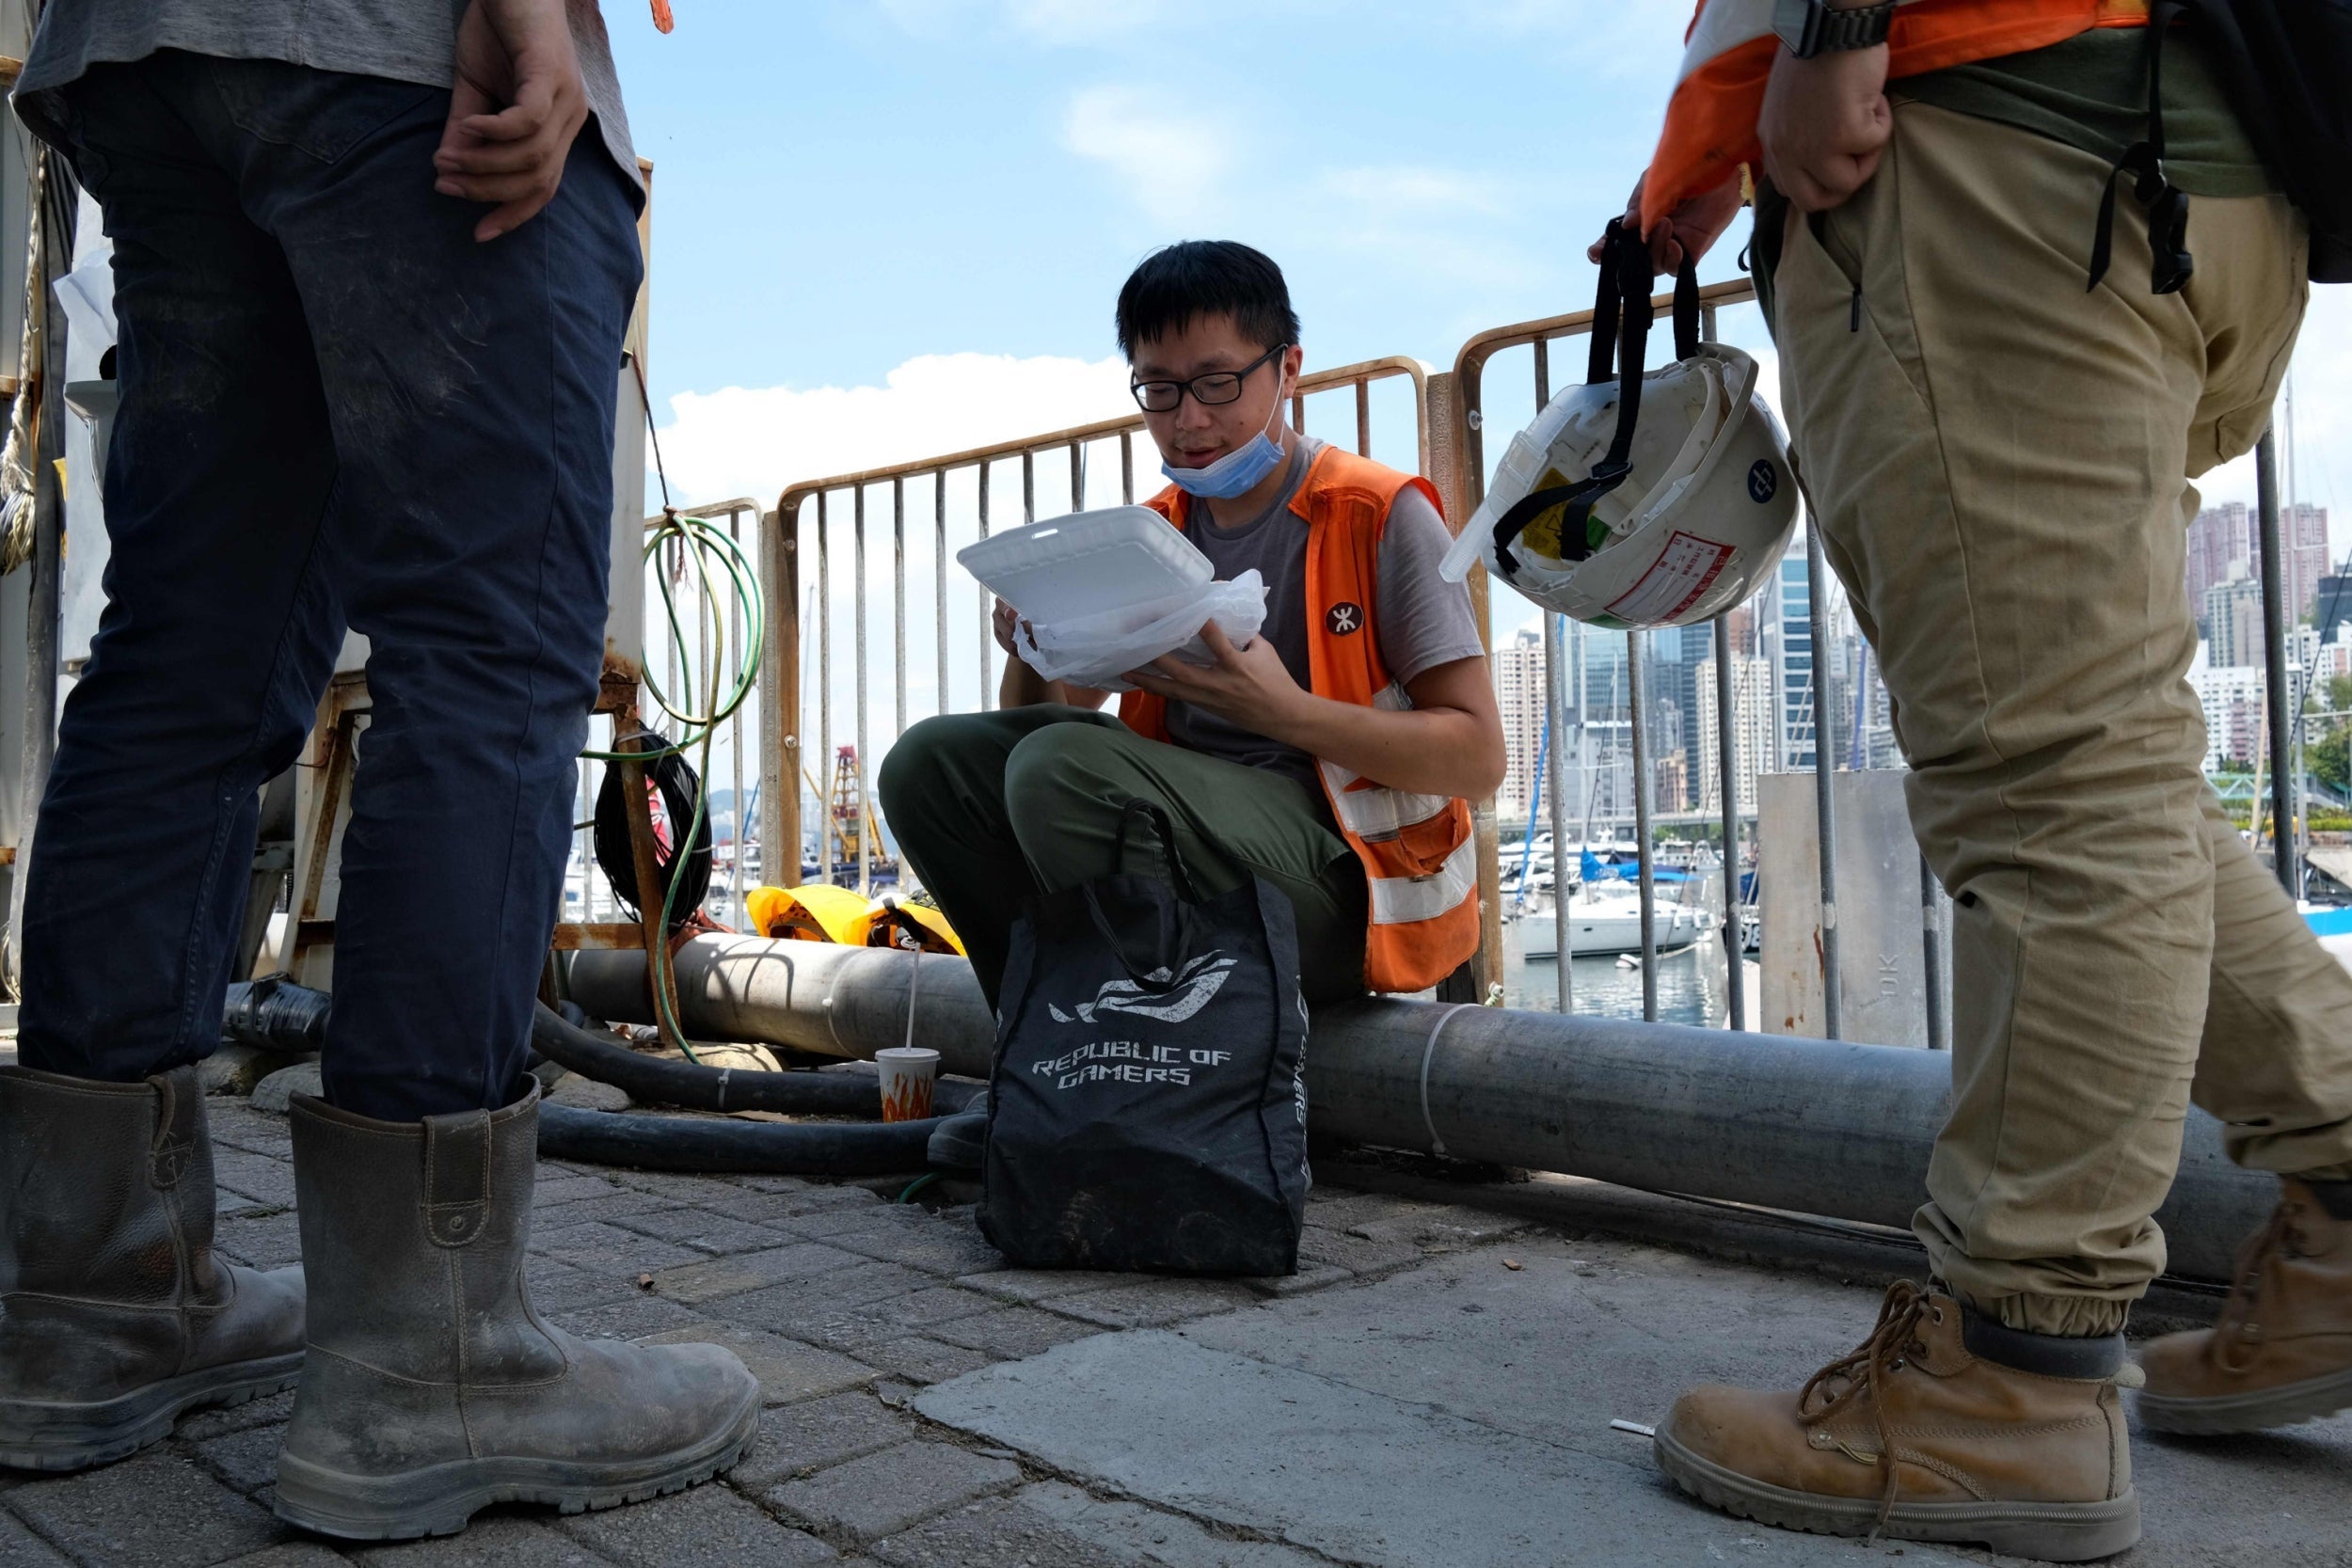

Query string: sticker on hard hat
[1326,603,1364,636]
[1747,460,1778,504]
[1606,531,1736,625]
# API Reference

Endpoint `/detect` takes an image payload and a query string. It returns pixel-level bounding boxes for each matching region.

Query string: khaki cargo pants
[1773,101,2352,1335]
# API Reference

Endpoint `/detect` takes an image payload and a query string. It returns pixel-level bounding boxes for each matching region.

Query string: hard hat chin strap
[1491,220,1700,583]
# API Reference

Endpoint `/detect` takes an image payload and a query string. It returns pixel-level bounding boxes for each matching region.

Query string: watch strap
[1815,0,1895,53]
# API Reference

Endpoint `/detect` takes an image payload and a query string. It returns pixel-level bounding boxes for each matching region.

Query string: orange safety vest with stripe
[1118,446,1481,996]
[1641,0,2151,231]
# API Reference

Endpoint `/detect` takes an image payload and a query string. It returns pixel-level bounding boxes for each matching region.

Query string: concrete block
[6,1449,287,1567]
[1016,1481,1331,1568]
[1047,1279,1260,1330]
[349,1513,610,1565]
[928,1307,1101,1361]
[767,1441,1021,1542]
[782,1288,997,1353]
[214,1546,352,1568]
[866,1495,1130,1568]
[532,1220,705,1275]
[954,1269,1133,1306]
[213,1210,304,1270]
[608,1171,769,1206]
[846,1337,995,1386]
[652,1243,869,1306]
[194,1421,284,1495]
[636,1323,874,1404]
[531,1171,628,1208]
[0,1512,70,1567]
[1295,1227,1423,1278]
[1239,1263,1349,1298]
[711,1262,939,1333]
[914,1330,1948,1568]
[248,1062,321,1116]
[726,1392,922,1490]
[522,1259,643,1313]
[813,1212,1006,1277]
[548,1292,707,1341]
[614,1210,788,1257]
[176,1389,294,1443]
[203,1103,297,1155]
[209,1149,297,1210]
[557,1480,838,1567]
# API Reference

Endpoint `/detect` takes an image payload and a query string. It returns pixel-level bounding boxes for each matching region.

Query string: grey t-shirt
[1166,437,1487,792]
[13,0,639,193]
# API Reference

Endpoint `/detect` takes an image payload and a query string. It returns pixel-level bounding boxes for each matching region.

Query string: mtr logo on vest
[1326,602,1364,636]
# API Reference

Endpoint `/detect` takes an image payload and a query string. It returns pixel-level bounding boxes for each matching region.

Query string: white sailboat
[1520,880,1705,959]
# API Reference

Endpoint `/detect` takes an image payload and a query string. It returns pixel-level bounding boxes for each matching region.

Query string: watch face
[1772,0,1820,54]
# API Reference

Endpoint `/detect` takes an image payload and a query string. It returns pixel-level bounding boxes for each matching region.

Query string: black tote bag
[977,801,1311,1276]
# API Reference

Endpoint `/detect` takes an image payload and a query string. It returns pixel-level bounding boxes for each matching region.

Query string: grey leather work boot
[274,1082,758,1540]
[0,1065,306,1470]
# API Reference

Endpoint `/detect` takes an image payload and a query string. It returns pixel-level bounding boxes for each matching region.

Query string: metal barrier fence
[756,356,1432,901]
[722,290,2312,1042]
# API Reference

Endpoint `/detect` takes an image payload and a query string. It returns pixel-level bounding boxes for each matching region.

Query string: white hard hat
[1439,231,1798,629]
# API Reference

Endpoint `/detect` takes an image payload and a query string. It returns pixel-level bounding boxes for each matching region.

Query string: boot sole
[1654,1429,2141,1563]
[2134,1362,2352,1435]
[270,1387,759,1541]
[0,1354,306,1473]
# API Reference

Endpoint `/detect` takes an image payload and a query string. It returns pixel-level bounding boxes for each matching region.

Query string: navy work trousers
[15,54,641,1120]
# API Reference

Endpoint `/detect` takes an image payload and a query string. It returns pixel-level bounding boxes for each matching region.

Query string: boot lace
[1796,1279,1939,1534]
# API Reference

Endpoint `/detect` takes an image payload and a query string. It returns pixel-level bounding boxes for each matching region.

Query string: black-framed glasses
[1130,342,1289,414]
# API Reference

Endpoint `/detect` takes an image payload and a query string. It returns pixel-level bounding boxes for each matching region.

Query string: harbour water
[1496,914,1738,1029]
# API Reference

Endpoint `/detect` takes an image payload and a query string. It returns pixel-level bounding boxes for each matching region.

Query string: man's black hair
[1115,241,1301,360]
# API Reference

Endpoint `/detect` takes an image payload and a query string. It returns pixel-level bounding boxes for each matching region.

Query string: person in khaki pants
[1614,6,2352,1561]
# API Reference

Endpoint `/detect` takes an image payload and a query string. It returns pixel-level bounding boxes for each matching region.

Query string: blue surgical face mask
[1161,372,1290,499]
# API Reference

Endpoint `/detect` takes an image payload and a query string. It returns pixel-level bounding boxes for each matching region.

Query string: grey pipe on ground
[566,935,2276,1283]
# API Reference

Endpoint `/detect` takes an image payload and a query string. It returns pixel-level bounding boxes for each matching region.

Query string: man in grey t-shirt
[0,0,755,1538]
[883,241,1503,1017]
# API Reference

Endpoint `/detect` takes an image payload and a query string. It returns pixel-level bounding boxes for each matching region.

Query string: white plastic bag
[1019,572,1268,692]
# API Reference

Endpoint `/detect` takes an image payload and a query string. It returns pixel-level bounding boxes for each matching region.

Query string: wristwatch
[1772,0,1896,56]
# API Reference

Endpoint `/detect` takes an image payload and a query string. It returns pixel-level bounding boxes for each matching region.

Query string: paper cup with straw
[876,1047,939,1122]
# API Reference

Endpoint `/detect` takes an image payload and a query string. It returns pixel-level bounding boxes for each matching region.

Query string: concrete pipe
[566,936,2278,1282]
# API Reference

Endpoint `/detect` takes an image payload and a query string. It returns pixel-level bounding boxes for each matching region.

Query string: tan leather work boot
[2137,1179,2352,1434]
[1654,1281,2140,1562]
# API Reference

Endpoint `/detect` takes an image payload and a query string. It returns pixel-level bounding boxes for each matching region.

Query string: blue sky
[612,1,1691,414]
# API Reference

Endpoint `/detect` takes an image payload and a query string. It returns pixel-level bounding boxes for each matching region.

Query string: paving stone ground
[0,1088,1537,1567]
[7,1062,2328,1567]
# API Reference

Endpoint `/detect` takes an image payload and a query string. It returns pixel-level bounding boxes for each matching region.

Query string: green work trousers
[877,705,1369,1011]
[1773,101,2349,1336]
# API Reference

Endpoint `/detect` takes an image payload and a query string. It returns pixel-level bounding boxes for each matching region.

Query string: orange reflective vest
[1119,446,1481,996]
[1641,0,2150,231]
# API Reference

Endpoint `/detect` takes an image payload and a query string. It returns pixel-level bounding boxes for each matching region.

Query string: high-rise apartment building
[1769,545,1816,772]
[2207,568,2266,670]
[1492,627,1547,819]
[2186,501,2331,628]
[1693,654,1777,814]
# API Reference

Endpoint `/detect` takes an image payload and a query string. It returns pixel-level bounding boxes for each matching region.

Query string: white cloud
[654,350,1137,511]
[1063,85,1236,227]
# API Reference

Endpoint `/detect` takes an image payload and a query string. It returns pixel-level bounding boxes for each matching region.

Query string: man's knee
[877,712,986,816]
[1003,721,1139,837]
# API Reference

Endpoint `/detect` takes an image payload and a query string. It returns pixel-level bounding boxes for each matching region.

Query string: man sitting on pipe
[882,240,1505,1009]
